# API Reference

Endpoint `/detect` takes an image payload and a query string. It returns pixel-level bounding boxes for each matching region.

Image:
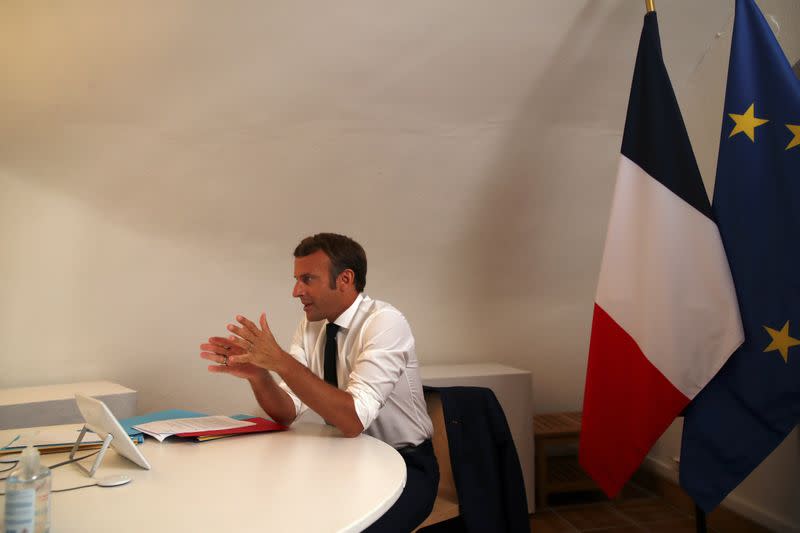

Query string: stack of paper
[176,417,288,441]
[119,408,207,444]
[132,416,257,442]
[123,410,288,442]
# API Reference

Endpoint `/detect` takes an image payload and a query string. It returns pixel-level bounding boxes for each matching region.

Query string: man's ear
[338,269,355,290]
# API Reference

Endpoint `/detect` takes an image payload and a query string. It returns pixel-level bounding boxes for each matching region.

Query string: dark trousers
[364,439,440,533]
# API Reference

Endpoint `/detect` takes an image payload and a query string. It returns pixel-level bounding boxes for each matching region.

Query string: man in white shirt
[200,233,437,532]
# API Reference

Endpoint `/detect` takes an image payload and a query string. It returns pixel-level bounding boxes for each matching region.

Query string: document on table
[3,429,102,449]
[132,416,256,442]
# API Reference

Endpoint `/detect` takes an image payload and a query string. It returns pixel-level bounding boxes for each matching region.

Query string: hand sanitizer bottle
[4,446,51,533]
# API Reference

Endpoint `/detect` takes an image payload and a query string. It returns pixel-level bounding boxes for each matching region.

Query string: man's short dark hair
[294,233,367,292]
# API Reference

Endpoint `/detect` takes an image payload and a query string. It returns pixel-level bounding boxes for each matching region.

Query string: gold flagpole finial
[646,0,655,12]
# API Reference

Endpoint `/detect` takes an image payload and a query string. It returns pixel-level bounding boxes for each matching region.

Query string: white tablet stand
[69,424,114,477]
[70,394,151,477]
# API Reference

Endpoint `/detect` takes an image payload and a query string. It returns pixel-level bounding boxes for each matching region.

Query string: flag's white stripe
[596,155,743,399]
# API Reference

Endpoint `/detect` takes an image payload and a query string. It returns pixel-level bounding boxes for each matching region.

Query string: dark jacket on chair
[424,385,529,533]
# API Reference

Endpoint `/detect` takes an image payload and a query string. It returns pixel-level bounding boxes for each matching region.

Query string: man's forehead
[293,250,330,275]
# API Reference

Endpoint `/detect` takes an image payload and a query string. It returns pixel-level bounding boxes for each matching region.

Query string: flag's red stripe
[579,303,689,497]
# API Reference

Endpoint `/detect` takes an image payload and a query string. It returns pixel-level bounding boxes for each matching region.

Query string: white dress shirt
[280,294,433,448]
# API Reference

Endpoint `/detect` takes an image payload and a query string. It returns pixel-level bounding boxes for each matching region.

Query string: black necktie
[324,323,340,388]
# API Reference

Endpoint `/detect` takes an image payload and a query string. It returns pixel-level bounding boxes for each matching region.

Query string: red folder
[175,417,288,441]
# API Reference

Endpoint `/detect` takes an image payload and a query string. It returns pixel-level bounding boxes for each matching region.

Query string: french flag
[578,11,743,498]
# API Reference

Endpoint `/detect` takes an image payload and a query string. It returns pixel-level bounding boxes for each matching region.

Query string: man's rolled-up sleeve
[345,310,413,431]
[278,322,309,419]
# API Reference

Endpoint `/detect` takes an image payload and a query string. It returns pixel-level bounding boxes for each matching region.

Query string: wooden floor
[422,450,774,533]
[420,482,773,533]
[530,482,773,533]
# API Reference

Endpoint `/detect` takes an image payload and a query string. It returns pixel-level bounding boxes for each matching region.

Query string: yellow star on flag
[786,124,800,150]
[729,103,769,142]
[763,321,800,363]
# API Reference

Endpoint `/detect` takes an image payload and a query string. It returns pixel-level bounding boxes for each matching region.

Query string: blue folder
[119,410,256,441]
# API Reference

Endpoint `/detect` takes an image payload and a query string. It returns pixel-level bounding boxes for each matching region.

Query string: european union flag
[679,0,800,512]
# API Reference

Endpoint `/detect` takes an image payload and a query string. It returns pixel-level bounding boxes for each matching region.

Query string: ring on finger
[221,354,229,366]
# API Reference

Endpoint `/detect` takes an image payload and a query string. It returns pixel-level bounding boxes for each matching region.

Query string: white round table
[8,423,406,533]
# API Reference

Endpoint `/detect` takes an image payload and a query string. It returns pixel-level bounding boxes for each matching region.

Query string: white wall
[1,1,797,529]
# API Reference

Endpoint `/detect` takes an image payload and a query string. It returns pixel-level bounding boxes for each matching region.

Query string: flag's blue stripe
[620,12,712,221]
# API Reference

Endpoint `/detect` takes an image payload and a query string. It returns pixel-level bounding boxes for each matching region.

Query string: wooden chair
[413,390,459,530]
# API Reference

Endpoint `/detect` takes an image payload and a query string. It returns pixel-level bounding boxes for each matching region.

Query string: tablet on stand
[70,394,151,477]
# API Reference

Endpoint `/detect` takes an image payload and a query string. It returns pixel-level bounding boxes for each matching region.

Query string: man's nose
[292,281,303,298]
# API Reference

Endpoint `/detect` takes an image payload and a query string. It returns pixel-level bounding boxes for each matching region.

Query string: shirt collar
[331,293,364,330]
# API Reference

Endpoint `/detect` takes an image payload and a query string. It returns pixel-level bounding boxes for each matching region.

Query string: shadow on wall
[453,1,638,406]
